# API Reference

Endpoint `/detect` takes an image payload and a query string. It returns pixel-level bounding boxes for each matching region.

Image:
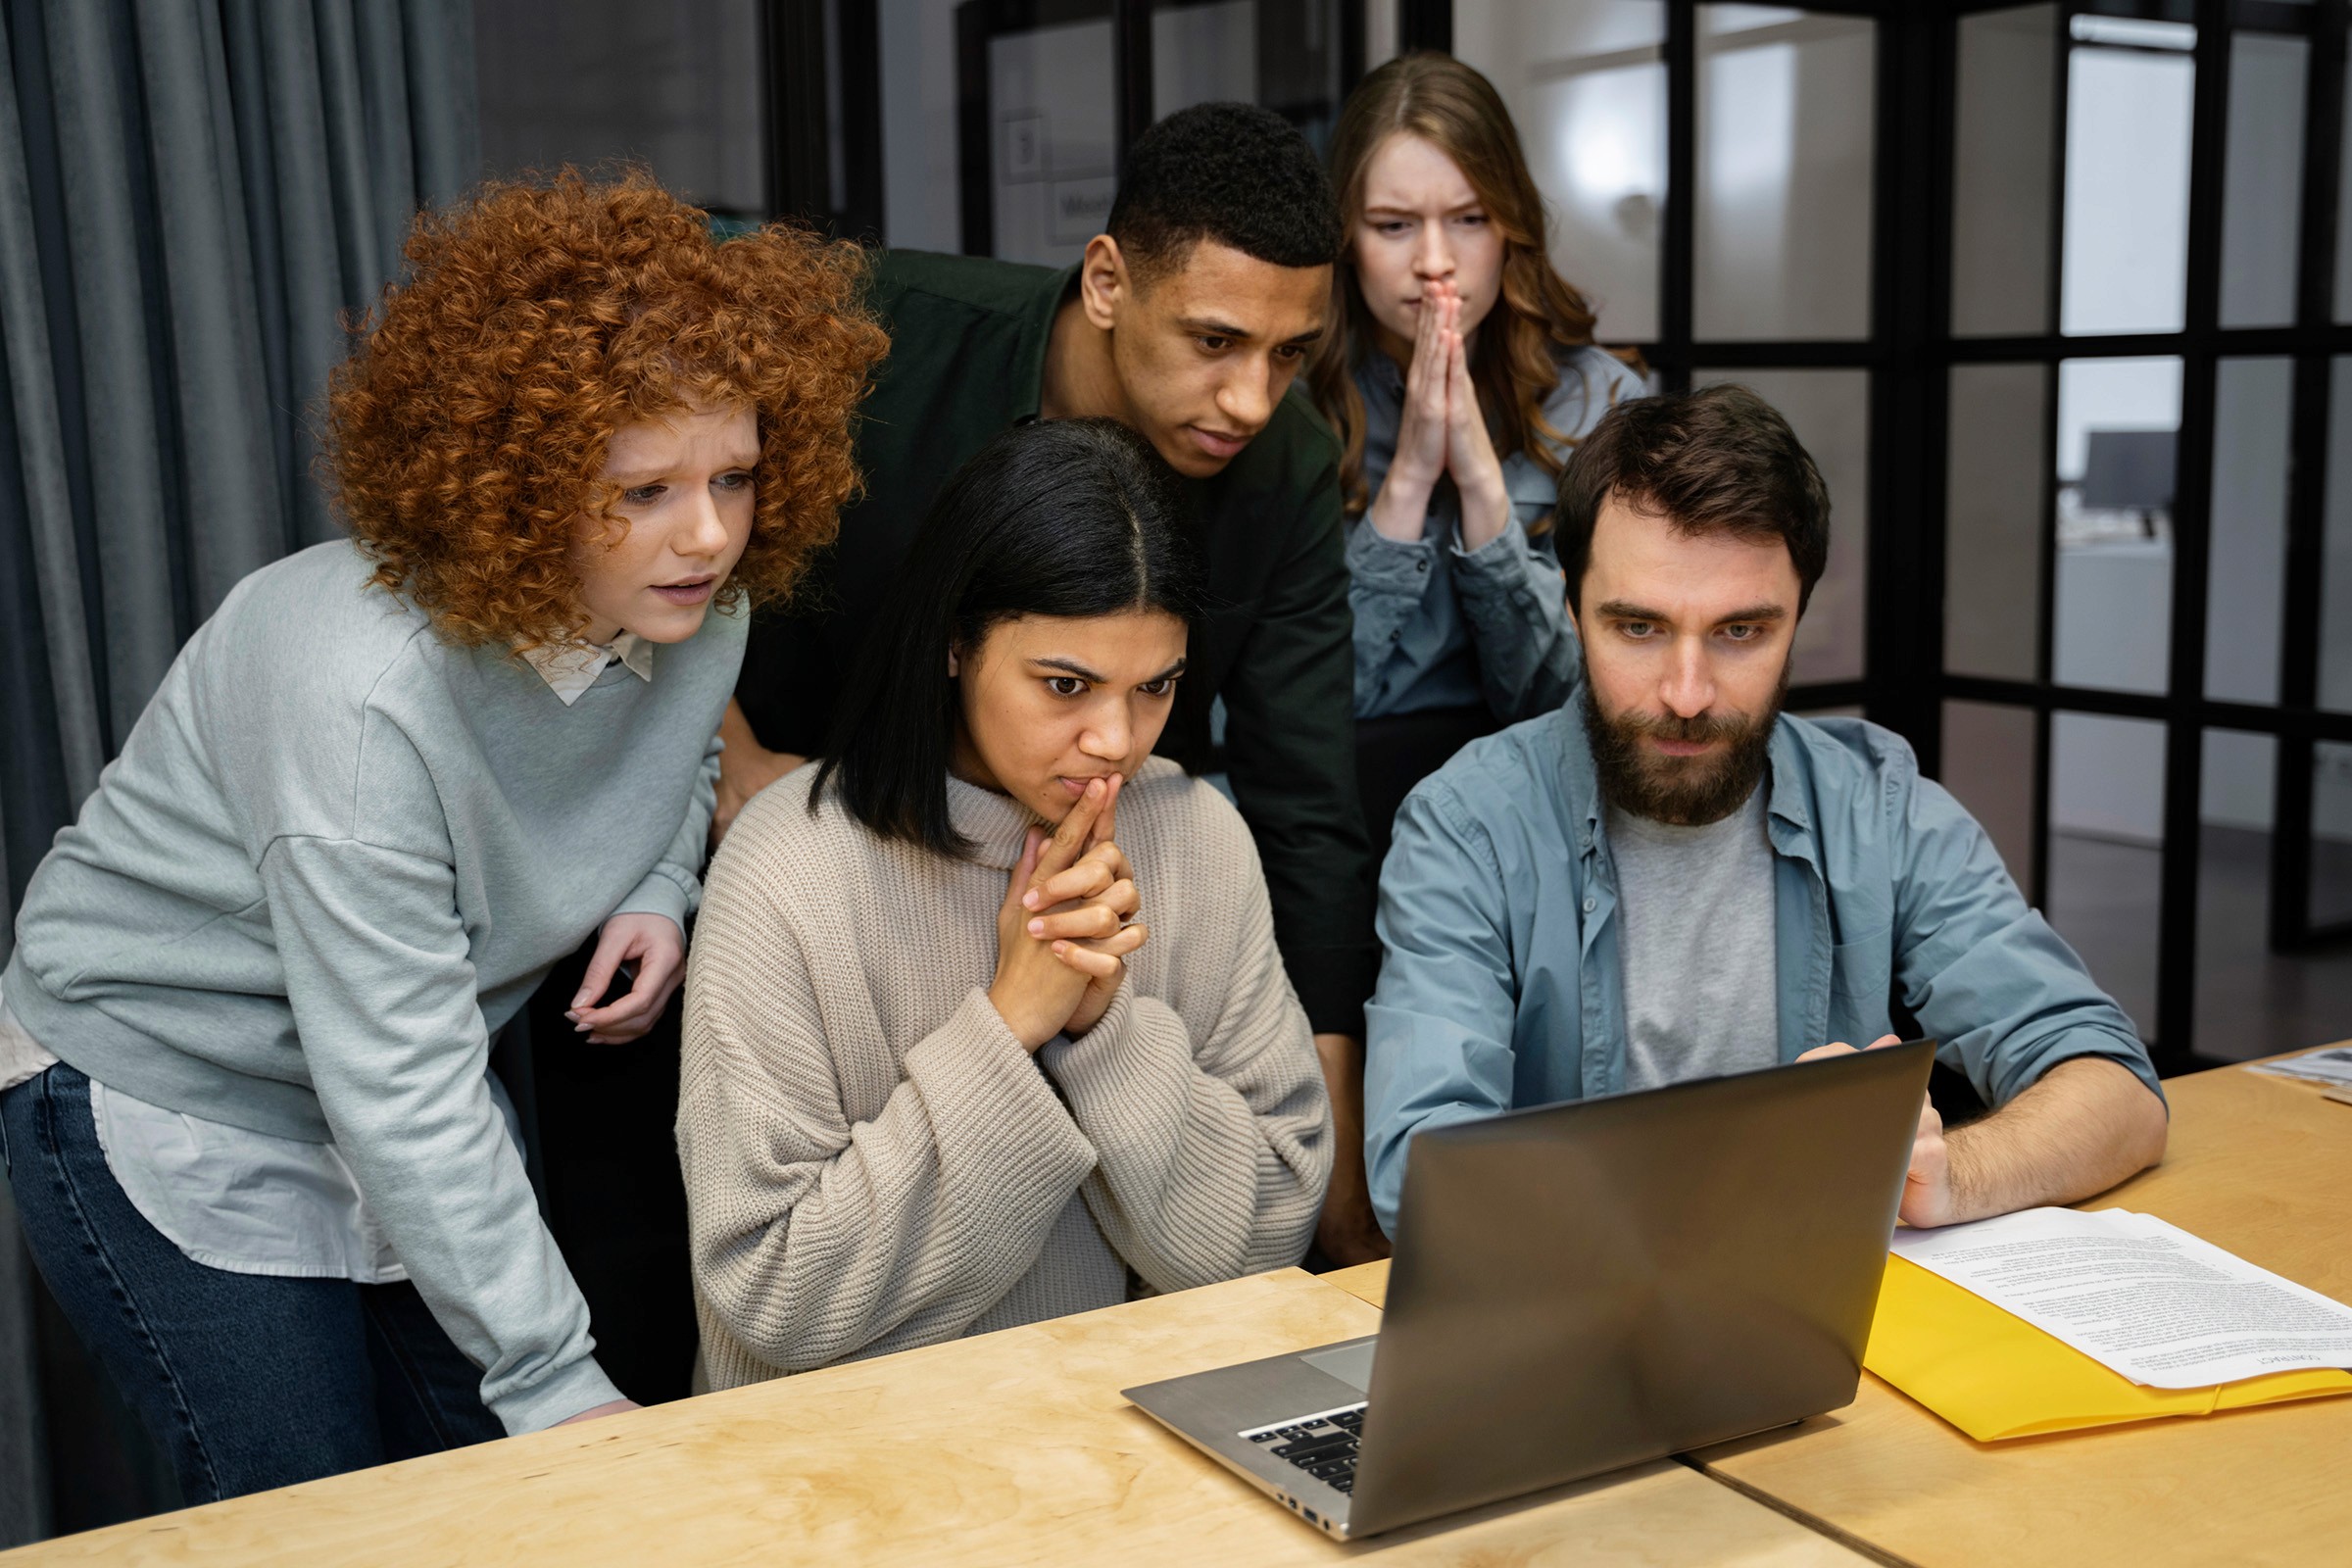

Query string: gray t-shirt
[1606,787,1780,1092]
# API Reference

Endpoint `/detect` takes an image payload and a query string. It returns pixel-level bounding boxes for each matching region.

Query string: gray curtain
[0,0,476,1543]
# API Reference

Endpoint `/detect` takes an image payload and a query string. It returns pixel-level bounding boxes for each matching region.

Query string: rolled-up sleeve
[1347,521,1436,716]
[1363,780,1525,1236]
[1451,515,1582,721]
[1889,767,2165,1111]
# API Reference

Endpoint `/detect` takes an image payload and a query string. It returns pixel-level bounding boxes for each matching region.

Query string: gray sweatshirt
[3,540,743,1431]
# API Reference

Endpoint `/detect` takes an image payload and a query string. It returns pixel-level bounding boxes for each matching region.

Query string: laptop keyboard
[1240,1402,1366,1494]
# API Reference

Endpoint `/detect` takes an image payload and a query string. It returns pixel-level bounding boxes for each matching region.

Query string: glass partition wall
[1936,0,2352,1069]
[799,0,2352,1069]
[1447,0,2352,1070]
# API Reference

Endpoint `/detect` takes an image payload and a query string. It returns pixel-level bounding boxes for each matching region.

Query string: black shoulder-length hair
[813,417,1206,858]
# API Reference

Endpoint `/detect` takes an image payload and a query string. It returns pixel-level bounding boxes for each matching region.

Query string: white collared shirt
[0,640,646,1281]
[520,630,655,707]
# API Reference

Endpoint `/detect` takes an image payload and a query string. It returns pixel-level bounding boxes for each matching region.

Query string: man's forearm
[1313,1032,1392,1264]
[1946,1056,2168,1221]
[712,698,805,845]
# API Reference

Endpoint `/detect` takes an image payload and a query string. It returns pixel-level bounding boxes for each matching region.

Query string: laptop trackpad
[1301,1341,1376,1393]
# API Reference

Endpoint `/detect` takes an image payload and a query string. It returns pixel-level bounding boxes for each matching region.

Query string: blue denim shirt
[1348,346,1645,721]
[1363,697,2165,1234]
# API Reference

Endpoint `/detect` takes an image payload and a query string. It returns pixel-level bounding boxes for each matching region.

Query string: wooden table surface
[5,1267,1867,1566]
[1693,1053,2352,1568]
[1330,1053,2352,1568]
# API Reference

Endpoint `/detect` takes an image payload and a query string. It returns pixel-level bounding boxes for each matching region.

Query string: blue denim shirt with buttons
[1347,345,1646,721]
[1362,696,2165,1235]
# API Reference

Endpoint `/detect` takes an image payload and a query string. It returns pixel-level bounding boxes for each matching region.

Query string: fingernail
[1022,891,1040,909]
[570,994,589,1008]
[1027,919,1045,936]
[1087,778,1102,797]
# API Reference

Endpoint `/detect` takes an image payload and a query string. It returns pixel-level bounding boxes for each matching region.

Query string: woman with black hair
[676,418,1332,1382]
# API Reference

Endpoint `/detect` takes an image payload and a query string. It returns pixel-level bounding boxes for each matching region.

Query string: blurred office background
[5,0,2352,1544]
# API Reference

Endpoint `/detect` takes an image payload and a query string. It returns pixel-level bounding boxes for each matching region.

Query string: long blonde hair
[1307,53,1635,525]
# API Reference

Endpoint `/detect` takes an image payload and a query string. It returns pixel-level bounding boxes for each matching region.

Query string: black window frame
[769,0,2352,1071]
[1401,0,2352,1073]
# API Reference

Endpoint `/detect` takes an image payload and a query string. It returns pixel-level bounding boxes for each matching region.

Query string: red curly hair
[326,169,887,649]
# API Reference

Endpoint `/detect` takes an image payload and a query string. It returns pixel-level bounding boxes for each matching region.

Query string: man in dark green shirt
[719,104,1389,1263]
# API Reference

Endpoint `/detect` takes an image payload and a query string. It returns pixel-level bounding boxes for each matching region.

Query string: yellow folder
[1861,1253,2352,1442]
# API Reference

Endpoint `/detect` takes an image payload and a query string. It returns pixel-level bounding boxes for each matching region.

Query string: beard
[1582,664,1788,827]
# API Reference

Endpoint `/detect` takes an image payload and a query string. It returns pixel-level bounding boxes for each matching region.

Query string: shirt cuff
[1038,990,1183,1104]
[2004,1028,2170,1116]
[1347,519,1438,595]
[612,866,695,931]
[1450,514,1538,579]
[487,1351,626,1435]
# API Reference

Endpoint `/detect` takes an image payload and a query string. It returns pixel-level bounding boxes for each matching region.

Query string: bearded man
[1362,384,2167,1238]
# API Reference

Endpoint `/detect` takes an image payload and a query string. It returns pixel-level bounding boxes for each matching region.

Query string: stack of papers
[1891,1208,2352,1387]
[1864,1207,2352,1441]
[2247,1046,2352,1088]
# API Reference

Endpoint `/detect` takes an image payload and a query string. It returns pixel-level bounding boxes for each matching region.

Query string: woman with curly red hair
[0,171,883,1499]
[1307,53,1644,863]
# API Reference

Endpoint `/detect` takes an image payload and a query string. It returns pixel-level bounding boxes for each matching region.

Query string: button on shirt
[0,634,653,1282]
[1347,346,1645,721]
[1361,696,2166,1236]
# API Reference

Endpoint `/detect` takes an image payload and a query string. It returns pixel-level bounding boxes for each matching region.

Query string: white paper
[2247,1046,2352,1087]
[1889,1207,2352,1389]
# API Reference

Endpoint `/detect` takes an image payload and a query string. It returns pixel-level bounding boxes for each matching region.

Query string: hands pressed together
[988,774,1152,1051]
[1368,278,1511,553]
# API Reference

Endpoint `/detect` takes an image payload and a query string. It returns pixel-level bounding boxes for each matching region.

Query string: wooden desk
[7,1267,1866,1566]
[1691,1052,2352,1567]
[1318,1053,2352,1566]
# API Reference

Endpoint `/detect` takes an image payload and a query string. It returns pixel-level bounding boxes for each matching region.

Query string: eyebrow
[1361,200,1483,218]
[606,454,760,483]
[1031,655,1190,683]
[1594,600,1788,625]
[1175,317,1325,348]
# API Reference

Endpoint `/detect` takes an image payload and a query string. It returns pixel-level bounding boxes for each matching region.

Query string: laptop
[1123,1039,1935,1539]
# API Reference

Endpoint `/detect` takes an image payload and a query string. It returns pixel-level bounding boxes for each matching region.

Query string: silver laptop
[1123,1040,1935,1539]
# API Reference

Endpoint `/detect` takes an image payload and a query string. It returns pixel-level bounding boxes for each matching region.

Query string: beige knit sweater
[679,757,1332,1387]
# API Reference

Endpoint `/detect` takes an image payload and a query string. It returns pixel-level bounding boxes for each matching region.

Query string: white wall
[2061,45,2192,336]
[1447,2,1668,343]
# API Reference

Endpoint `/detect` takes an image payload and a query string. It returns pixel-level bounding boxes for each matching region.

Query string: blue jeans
[0,1062,502,1504]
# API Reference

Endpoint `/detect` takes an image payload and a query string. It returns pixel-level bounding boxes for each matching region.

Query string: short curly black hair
[1107,102,1342,285]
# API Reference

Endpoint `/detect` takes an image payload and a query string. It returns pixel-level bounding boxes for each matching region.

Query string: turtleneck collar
[944,771,1041,871]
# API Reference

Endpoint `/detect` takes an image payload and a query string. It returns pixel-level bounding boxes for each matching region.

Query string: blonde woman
[1308,52,1644,858]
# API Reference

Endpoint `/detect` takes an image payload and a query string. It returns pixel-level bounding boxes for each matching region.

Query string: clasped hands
[988,775,1151,1051]
[1368,277,1511,553]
